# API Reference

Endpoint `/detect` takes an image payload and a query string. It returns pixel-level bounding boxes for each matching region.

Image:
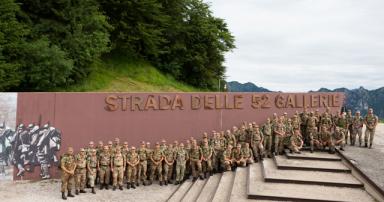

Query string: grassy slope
[60,56,200,92]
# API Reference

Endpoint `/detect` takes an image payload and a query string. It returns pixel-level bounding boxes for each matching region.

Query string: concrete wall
[14,92,344,180]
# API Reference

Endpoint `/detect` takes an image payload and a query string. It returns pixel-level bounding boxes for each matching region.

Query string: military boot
[127,183,131,189]
[91,187,96,194]
[164,180,168,186]
[62,192,67,200]
[159,181,163,186]
[80,190,86,193]
[131,182,136,189]
[365,143,368,147]
[75,190,79,195]
[113,186,116,191]
[136,182,139,187]
[105,184,109,190]
[67,191,75,197]
[369,144,372,149]
[119,186,123,190]
[100,184,103,190]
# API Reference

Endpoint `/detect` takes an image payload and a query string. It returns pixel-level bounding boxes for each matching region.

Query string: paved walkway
[340,123,384,191]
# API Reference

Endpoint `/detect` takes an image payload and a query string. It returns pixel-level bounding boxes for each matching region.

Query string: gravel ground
[0,179,178,202]
[340,123,384,191]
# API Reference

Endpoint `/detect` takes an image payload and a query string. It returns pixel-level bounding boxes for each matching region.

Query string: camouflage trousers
[213,150,223,172]
[233,159,246,167]
[163,162,173,181]
[190,159,202,178]
[175,161,186,182]
[150,162,162,181]
[99,165,110,184]
[127,165,137,183]
[112,166,124,186]
[333,138,345,149]
[263,135,272,156]
[87,168,97,187]
[251,141,264,159]
[274,134,284,154]
[202,159,212,173]
[352,127,363,146]
[289,142,301,153]
[365,128,375,145]
[137,161,147,183]
[61,172,74,192]
[75,168,86,191]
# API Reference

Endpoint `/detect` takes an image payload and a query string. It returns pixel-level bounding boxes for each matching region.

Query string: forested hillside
[0,0,235,91]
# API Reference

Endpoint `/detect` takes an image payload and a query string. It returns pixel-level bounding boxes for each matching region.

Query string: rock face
[227,81,384,119]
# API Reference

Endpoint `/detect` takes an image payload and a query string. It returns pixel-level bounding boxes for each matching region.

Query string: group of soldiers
[60,107,379,200]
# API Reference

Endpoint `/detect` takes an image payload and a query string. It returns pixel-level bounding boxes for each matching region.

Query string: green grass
[58,55,202,92]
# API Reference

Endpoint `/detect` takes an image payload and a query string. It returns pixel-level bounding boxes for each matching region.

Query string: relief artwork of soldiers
[0,121,62,179]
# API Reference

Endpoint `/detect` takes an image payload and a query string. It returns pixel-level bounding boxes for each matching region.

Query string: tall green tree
[18,0,111,82]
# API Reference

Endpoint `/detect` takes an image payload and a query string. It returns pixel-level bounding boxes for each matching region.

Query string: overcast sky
[207,0,384,92]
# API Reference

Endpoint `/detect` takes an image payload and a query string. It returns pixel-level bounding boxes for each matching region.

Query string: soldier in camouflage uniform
[126,147,139,189]
[289,129,303,154]
[237,126,248,147]
[320,111,333,132]
[262,118,273,158]
[283,119,294,150]
[333,127,345,151]
[250,124,264,162]
[75,148,87,195]
[319,125,334,153]
[85,141,95,158]
[292,115,301,131]
[336,112,348,145]
[300,108,309,143]
[60,147,76,200]
[122,142,129,156]
[224,130,236,147]
[190,140,203,181]
[184,140,192,179]
[163,144,175,185]
[222,145,233,171]
[232,144,246,168]
[112,147,125,190]
[352,111,364,146]
[346,110,354,143]
[241,143,254,165]
[364,108,379,148]
[150,143,164,185]
[201,139,213,178]
[307,112,319,153]
[175,143,188,185]
[98,146,111,190]
[137,142,148,186]
[146,142,152,182]
[160,139,167,152]
[273,117,286,155]
[86,149,97,194]
[212,133,223,173]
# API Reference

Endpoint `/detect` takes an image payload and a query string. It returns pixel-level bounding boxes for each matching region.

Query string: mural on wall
[0,123,14,175]
[12,122,62,179]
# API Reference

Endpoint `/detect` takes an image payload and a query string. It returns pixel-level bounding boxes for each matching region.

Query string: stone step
[248,163,375,202]
[212,170,236,202]
[196,173,222,202]
[181,178,208,202]
[263,158,363,188]
[167,179,193,202]
[274,155,351,173]
[229,167,248,202]
[284,149,341,161]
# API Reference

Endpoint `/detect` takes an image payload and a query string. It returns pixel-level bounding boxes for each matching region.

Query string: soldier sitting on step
[289,129,303,154]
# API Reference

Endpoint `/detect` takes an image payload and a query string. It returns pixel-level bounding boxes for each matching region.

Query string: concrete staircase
[167,150,379,202]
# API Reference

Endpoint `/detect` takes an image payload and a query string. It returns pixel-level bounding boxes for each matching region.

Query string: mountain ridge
[227,81,384,119]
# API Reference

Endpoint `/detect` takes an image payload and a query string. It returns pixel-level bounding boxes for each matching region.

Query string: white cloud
[207,0,384,91]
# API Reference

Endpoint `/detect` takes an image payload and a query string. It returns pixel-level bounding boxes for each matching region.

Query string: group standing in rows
[59,107,379,200]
